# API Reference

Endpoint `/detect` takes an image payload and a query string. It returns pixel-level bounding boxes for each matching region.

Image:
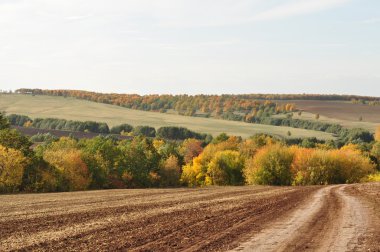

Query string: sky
[0,0,379,96]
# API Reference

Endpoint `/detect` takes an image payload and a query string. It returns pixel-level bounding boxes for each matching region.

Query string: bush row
[6,114,209,140]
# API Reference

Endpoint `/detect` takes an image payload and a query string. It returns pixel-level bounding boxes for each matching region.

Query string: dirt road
[0,183,378,251]
[233,184,379,252]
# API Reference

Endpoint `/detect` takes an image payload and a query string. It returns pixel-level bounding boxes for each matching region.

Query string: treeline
[351,99,380,106]
[249,117,343,134]
[15,89,297,118]
[0,113,207,192]
[1,112,379,193]
[182,137,377,186]
[6,114,210,141]
[16,89,380,103]
[8,114,109,134]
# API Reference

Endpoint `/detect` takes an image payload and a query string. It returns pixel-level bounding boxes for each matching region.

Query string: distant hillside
[13,89,379,131]
[0,94,334,140]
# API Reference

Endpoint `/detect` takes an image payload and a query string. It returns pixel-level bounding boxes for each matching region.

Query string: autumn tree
[207,150,245,185]
[244,144,294,185]
[376,125,380,142]
[291,147,375,185]
[159,155,181,187]
[0,145,27,192]
[43,138,91,191]
[238,134,276,158]
[180,139,203,164]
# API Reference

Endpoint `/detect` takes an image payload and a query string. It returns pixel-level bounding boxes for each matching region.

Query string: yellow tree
[0,145,27,192]
[207,150,245,185]
[375,125,380,142]
[44,147,91,191]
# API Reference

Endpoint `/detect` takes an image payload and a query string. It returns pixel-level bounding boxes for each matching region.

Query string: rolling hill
[0,94,334,140]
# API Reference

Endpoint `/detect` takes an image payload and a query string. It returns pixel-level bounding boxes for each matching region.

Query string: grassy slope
[0,94,334,139]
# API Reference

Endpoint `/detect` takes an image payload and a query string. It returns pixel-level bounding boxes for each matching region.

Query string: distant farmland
[0,94,334,139]
[290,100,380,131]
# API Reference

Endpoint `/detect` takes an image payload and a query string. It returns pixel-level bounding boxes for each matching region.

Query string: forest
[0,112,379,193]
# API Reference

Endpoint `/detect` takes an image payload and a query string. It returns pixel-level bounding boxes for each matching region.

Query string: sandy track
[0,183,378,251]
[233,184,379,252]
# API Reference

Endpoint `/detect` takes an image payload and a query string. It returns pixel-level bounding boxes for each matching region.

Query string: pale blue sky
[0,0,379,95]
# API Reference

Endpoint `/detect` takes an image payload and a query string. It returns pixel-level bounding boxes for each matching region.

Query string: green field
[0,94,335,139]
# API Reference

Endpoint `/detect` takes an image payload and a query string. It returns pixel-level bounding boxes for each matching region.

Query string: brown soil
[291,100,380,123]
[0,183,379,252]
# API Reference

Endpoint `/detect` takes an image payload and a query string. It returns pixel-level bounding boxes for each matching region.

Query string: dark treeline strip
[32,118,110,134]
[157,126,210,141]
[8,114,109,133]
[6,114,210,141]
[12,126,133,141]
[250,117,343,134]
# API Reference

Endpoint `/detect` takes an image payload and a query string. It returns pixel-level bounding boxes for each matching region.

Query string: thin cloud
[250,0,352,22]
[359,17,380,24]
[64,14,93,21]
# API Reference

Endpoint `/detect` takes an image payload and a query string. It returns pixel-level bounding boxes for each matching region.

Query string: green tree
[0,112,10,130]
[80,137,121,189]
[0,129,33,156]
[133,126,156,137]
[117,137,161,187]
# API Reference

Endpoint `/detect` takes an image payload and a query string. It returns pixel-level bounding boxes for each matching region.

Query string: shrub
[291,147,375,185]
[244,144,294,185]
[362,172,380,182]
[292,148,342,185]
[207,150,245,185]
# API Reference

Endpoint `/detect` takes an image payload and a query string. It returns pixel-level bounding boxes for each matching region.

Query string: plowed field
[0,184,379,251]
